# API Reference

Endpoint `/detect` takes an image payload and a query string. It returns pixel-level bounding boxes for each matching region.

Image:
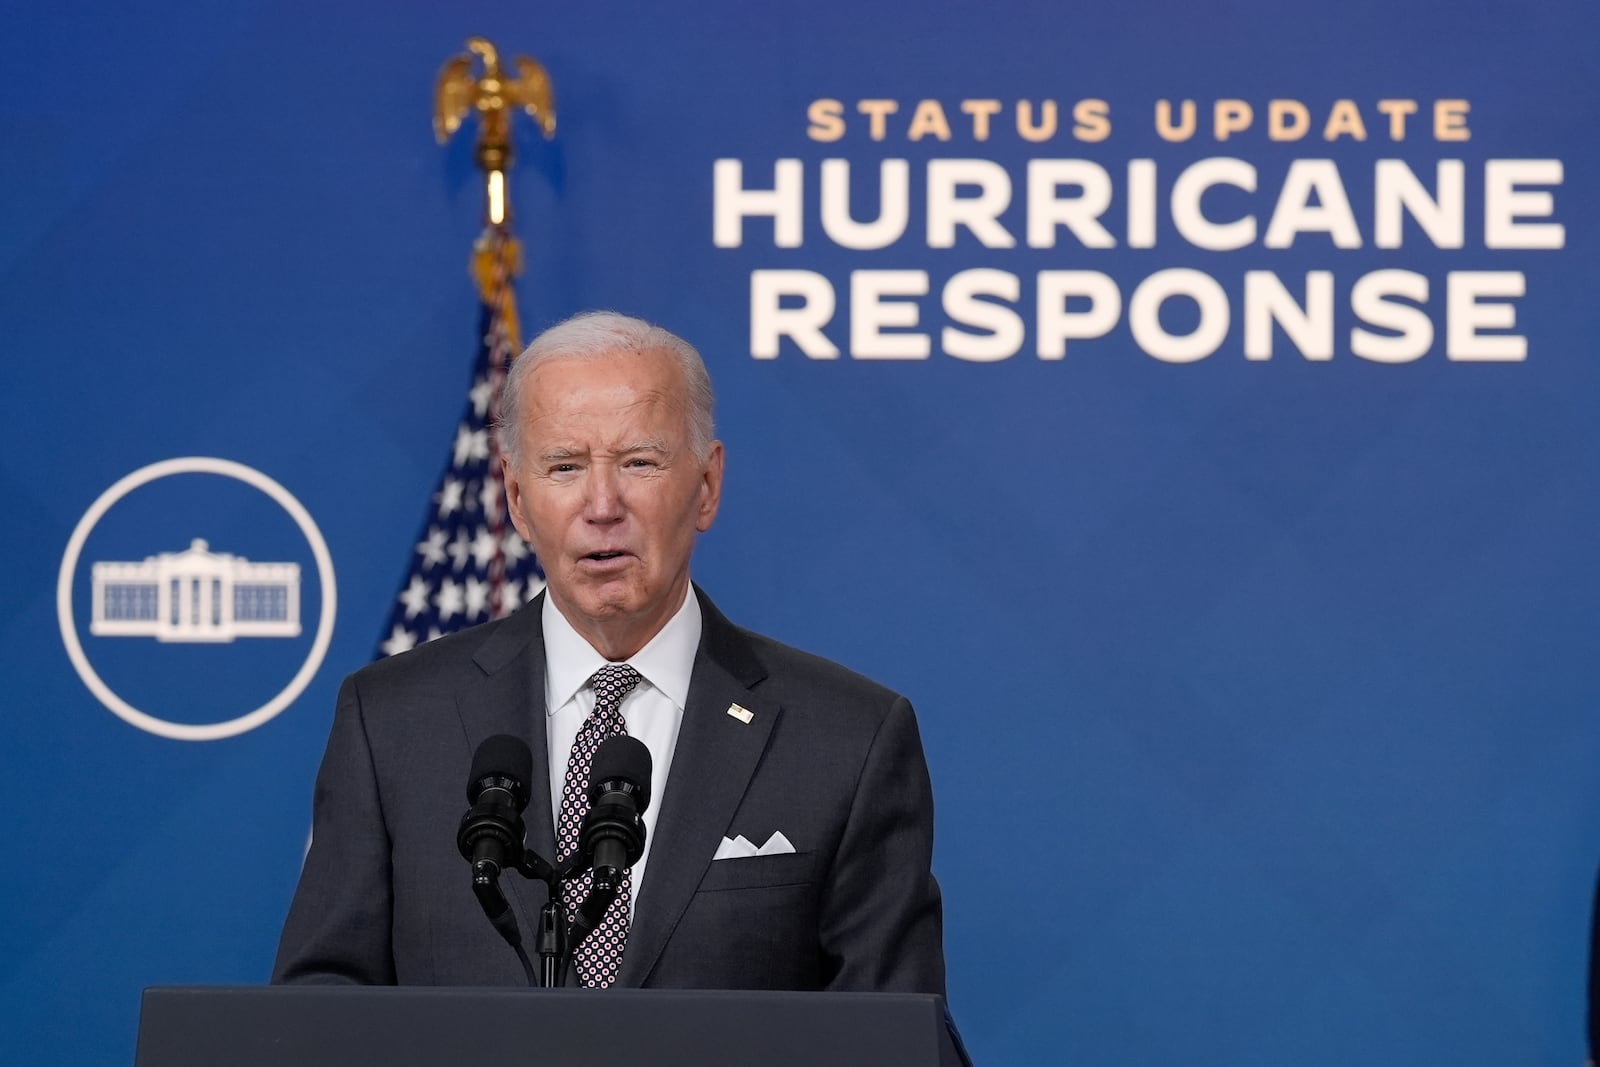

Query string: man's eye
[551,463,579,474]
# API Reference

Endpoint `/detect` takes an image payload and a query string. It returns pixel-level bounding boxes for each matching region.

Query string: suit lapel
[457,594,555,936]
[617,589,775,987]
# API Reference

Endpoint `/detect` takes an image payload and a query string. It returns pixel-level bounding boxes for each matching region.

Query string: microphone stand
[509,848,611,987]
[510,850,567,988]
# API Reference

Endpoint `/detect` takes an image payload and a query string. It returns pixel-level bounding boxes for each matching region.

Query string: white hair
[496,310,716,466]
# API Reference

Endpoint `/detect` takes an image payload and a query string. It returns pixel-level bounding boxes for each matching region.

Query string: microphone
[569,736,652,948]
[583,734,652,876]
[457,735,533,945]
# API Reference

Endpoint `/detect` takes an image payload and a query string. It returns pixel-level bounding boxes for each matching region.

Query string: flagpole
[434,35,557,349]
[374,39,556,659]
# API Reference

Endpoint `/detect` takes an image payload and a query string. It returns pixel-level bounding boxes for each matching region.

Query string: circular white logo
[57,457,337,741]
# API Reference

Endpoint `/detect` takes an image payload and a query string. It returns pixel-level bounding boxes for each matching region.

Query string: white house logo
[57,457,337,741]
[92,539,301,643]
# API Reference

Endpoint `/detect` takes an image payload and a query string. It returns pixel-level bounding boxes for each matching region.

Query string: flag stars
[398,576,431,619]
[502,531,528,564]
[437,478,465,517]
[469,376,494,419]
[470,528,499,571]
[447,529,473,572]
[416,528,448,569]
[435,578,465,621]
[497,579,523,616]
[380,624,418,657]
[453,426,490,469]
[479,478,502,520]
[465,576,490,619]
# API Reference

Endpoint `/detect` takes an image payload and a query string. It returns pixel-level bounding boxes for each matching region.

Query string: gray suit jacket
[272,587,945,993]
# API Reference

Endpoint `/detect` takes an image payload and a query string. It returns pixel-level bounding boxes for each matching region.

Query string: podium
[135,986,971,1067]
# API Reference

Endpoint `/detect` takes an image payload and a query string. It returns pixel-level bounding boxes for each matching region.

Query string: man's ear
[502,455,534,541]
[695,440,725,533]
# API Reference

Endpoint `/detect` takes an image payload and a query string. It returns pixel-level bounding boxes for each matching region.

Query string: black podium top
[136,985,970,1067]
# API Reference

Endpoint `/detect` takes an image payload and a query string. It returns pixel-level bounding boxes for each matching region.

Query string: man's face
[503,349,723,656]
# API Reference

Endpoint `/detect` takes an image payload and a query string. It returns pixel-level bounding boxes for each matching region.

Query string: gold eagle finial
[433,38,556,320]
[434,36,556,165]
[433,37,556,228]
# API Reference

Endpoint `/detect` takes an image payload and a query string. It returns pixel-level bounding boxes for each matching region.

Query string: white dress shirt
[541,584,700,920]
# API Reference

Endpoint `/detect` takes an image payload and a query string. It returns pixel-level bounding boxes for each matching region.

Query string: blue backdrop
[3,2,1598,1063]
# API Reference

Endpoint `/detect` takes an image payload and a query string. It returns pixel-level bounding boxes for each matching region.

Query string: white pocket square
[712,831,796,860]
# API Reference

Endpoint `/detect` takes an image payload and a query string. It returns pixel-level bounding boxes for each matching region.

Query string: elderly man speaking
[273,311,946,993]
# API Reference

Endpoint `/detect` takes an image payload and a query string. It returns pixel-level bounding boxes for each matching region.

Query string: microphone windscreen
[467,734,534,804]
[588,735,653,813]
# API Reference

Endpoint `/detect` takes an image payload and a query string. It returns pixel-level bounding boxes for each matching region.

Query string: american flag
[377,224,545,658]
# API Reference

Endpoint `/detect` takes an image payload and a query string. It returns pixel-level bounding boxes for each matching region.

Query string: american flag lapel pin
[726,703,754,724]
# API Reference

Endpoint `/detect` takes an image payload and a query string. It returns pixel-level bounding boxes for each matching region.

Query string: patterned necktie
[556,663,643,987]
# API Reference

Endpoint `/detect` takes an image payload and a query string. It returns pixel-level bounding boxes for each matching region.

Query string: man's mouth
[584,551,627,561]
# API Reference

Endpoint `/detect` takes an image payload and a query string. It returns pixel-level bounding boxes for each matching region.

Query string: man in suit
[273,311,945,993]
